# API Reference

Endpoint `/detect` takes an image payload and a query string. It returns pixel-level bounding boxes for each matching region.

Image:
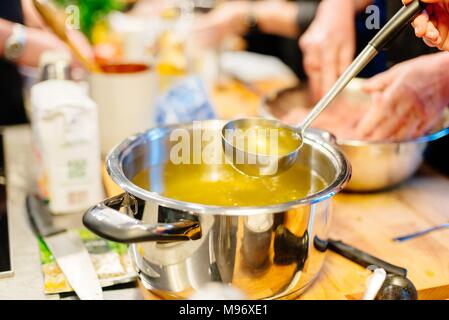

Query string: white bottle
[31,55,104,214]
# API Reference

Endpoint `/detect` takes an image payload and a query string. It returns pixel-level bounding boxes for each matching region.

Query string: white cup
[89,64,155,157]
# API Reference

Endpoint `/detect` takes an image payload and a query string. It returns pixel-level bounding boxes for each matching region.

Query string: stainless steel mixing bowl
[83,120,350,299]
[260,80,449,192]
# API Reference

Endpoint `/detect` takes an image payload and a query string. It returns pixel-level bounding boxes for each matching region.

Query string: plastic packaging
[31,73,104,214]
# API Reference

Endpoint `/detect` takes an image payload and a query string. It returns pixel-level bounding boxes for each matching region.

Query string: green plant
[53,0,124,41]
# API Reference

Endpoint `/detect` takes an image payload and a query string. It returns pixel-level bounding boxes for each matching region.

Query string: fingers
[299,0,356,100]
[301,36,349,101]
[367,95,409,141]
[410,1,449,51]
[67,29,94,60]
[321,46,339,96]
[301,39,323,100]
[411,10,441,45]
[337,40,355,76]
[414,107,445,136]
[355,93,388,139]
[362,69,396,93]
[300,32,325,100]
[423,36,440,47]
[412,16,442,48]
[357,81,440,141]
[426,17,442,42]
[307,70,323,102]
[390,112,420,140]
[412,11,430,37]
[356,83,415,141]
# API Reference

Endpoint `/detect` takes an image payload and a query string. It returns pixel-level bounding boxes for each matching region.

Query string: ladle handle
[300,0,426,131]
[327,239,408,278]
[370,0,427,51]
[300,44,378,130]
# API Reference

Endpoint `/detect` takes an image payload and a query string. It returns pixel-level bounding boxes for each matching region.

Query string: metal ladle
[222,0,426,177]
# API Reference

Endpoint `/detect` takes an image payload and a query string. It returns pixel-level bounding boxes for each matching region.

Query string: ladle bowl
[221,118,303,177]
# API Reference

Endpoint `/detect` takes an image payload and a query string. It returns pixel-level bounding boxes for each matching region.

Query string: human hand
[404,0,449,51]
[356,53,449,141]
[299,0,356,101]
[193,1,250,48]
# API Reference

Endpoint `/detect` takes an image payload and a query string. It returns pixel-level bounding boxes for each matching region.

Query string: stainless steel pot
[83,120,350,300]
[260,80,449,192]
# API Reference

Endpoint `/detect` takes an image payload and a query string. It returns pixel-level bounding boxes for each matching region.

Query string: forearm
[1,18,68,67]
[254,1,300,38]
[254,0,375,37]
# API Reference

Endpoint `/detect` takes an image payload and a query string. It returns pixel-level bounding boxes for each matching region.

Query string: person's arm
[193,1,304,47]
[299,0,376,101]
[258,0,374,37]
[299,0,358,101]
[1,18,69,67]
[252,1,301,38]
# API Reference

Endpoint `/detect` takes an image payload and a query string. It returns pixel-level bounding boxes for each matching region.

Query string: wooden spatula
[33,0,102,73]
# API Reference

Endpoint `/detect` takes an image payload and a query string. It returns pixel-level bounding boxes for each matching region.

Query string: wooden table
[103,77,449,300]
[302,166,449,300]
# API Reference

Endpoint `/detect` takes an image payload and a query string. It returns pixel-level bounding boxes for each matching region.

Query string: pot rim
[106,120,351,216]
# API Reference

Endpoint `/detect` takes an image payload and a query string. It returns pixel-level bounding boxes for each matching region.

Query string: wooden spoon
[33,0,102,73]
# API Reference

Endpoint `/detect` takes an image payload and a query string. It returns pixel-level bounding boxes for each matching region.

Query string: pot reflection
[242,214,273,269]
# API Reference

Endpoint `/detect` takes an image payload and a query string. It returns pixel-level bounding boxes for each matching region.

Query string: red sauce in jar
[100,63,150,74]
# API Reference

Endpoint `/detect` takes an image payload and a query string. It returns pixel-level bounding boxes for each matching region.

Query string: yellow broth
[132,162,327,207]
[230,126,302,157]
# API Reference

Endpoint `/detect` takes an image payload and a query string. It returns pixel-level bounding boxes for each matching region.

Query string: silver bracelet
[4,23,26,62]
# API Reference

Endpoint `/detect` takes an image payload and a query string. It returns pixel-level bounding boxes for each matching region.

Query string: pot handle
[83,193,202,243]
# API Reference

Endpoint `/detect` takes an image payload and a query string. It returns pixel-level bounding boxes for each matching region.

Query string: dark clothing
[0,0,27,126]
[386,1,437,66]
[353,0,435,75]
[244,0,318,80]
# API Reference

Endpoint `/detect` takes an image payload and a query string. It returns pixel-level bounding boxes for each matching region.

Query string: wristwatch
[4,23,26,62]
